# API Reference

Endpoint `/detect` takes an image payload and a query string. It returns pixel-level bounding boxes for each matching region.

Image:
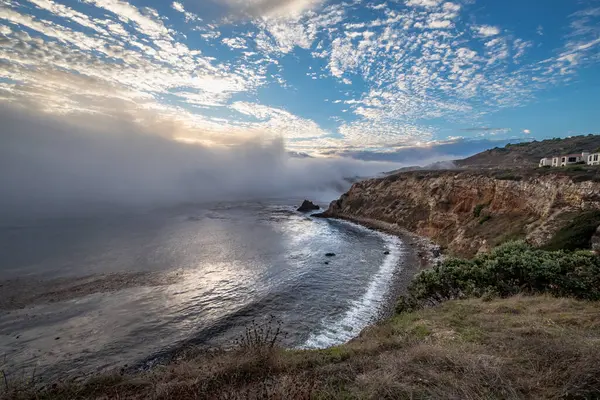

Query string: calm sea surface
[0,200,405,379]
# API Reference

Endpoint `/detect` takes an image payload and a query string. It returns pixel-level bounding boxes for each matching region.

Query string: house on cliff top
[539,157,553,167]
[587,153,600,165]
[539,152,594,167]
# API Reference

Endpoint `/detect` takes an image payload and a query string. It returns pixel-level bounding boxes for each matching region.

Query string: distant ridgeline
[455,134,600,169]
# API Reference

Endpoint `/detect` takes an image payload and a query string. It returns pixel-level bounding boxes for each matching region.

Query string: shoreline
[315,212,442,267]
[313,212,442,320]
[1,210,443,383]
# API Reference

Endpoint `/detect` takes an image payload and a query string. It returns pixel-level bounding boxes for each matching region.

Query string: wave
[301,221,404,349]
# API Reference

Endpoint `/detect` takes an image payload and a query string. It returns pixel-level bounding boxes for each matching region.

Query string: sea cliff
[319,169,600,257]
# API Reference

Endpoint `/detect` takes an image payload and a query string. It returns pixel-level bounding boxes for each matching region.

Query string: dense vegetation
[397,241,600,313]
[542,210,600,251]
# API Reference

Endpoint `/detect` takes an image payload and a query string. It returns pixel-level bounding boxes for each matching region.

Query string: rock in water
[325,253,336,257]
[297,200,320,212]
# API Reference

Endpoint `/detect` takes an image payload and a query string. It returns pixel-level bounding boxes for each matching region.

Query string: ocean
[0,200,405,380]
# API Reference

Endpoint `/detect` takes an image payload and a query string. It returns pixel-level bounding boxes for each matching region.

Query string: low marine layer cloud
[217,0,325,17]
[0,107,405,218]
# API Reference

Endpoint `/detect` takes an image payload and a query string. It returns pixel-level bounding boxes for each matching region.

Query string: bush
[396,241,600,312]
[542,211,600,251]
[473,204,486,218]
[233,316,286,354]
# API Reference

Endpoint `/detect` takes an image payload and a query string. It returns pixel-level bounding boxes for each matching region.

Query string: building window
[595,155,598,161]
[562,157,566,162]
[568,157,577,162]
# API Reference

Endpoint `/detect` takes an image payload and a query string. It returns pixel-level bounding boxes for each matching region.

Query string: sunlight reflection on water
[0,201,404,379]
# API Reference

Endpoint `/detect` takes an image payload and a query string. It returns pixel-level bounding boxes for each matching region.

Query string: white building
[560,152,589,166]
[539,151,600,167]
[588,153,600,165]
[552,156,561,167]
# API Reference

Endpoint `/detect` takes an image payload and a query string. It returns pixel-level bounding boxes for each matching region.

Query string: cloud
[222,37,247,49]
[336,138,525,162]
[1,0,600,157]
[171,1,199,20]
[537,25,544,36]
[172,2,185,12]
[405,0,443,8]
[473,25,501,37]
[443,2,460,12]
[229,101,332,140]
[218,0,325,18]
[428,19,452,29]
[541,6,600,78]
[0,105,403,217]
[460,127,512,133]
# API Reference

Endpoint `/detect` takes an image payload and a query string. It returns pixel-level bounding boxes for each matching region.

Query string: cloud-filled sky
[1,0,600,156]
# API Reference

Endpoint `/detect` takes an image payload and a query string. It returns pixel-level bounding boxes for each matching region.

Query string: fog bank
[0,107,405,218]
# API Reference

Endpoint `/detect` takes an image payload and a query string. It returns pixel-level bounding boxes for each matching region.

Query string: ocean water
[0,200,405,379]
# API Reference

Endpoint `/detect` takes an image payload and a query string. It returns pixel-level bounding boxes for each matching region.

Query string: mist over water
[0,106,403,219]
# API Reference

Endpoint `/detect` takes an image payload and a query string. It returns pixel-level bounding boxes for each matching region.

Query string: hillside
[455,134,600,168]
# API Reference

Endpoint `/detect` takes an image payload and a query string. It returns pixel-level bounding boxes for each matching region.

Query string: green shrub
[542,211,600,251]
[396,241,600,313]
[473,204,486,218]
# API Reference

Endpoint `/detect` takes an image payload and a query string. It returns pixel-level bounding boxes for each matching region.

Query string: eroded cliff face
[321,170,600,257]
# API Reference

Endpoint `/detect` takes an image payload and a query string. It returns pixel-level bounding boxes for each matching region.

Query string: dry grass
[3,296,600,399]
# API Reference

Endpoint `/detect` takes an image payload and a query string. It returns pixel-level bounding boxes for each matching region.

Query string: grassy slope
[456,134,600,168]
[5,296,600,399]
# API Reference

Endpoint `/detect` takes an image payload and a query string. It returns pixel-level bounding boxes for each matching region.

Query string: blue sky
[1,0,599,159]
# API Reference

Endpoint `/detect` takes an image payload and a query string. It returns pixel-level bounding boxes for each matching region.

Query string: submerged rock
[297,200,320,212]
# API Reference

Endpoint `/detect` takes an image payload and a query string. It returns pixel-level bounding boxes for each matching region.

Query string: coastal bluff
[319,168,600,257]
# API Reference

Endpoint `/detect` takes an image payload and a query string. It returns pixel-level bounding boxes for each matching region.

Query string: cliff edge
[320,168,600,257]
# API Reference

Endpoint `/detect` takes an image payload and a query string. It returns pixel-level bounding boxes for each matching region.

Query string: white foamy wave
[301,221,404,349]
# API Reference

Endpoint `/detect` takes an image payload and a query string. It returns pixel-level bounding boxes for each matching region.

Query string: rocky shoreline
[313,211,442,319]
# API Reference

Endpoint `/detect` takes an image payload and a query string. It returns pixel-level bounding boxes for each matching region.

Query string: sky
[1,0,599,160]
